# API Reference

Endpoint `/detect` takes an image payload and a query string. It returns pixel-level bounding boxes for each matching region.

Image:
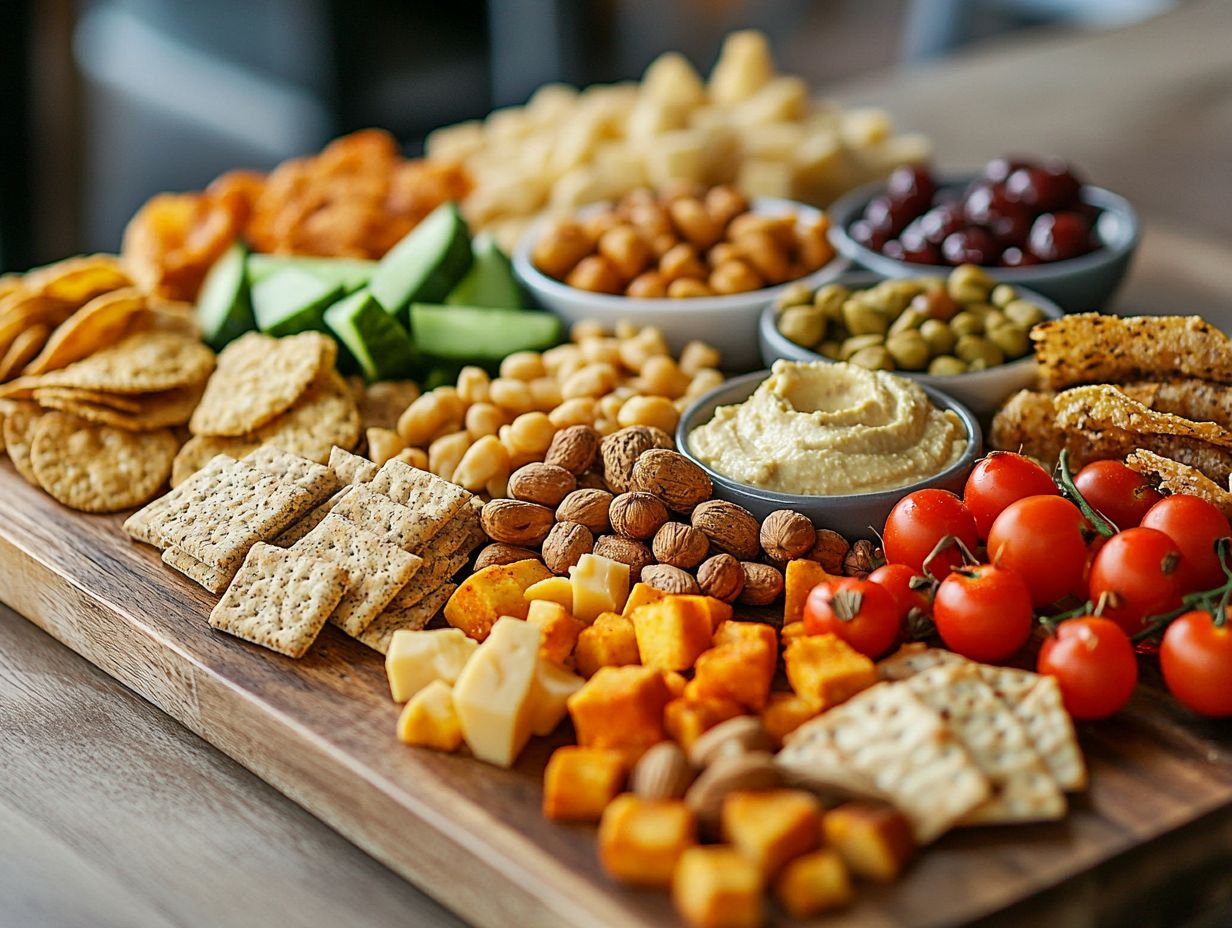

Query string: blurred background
[1,0,1182,270]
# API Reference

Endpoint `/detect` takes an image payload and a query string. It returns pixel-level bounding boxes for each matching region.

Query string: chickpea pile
[532,184,835,299]
[774,264,1047,376]
[367,321,723,497]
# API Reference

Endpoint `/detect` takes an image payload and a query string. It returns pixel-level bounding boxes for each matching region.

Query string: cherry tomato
[1160,610,1232,717]
[1037,616,1138,720]
[1088,527,1183,634]
[1073,460,1162,530]
[963,451,1058,538]
[868,563,931,620]
[987,495,1091,607]
[1140,494,1232,593]
[933,564,1033,661]
[802,577,902,658]
[883,489,979,577]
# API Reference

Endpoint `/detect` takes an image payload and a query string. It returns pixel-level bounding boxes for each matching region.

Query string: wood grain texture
[0,464,1230,928]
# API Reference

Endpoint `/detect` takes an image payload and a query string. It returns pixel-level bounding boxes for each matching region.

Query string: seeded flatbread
[190,331,335,437]
[1119,379,1232,429]
[161,546,234,594]
[2,401,43,484]
[209,543,351,658]
[358,583,457,655]
[171,434,261,487]
[327,445,378,485]
[23,287,147,376]
[124,454,237,547]
[369,458,471,545]
[273,486,352,547]
[0,324,50,381]
[1127,449,1232,519]
[291,513,422,637]
[242,445,339,502]
[28,412,177,512]
[33,382,204,432]
[1058,384,1232,450]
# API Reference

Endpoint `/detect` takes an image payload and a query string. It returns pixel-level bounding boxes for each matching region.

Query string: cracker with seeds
[243,445,339,502]
[292,513,422,637]
[29,412,178,512]
[124,453,237,546]
[330,484,427,552]
[246,368,359,463]
[369,458,471,544]
[162,547,234,594]
[3,400,43,484]
[358,583,457,655]
[209,543,350,658]
[1127,449,1232,519]
[171,434,261,486]
[385,547,473,611]
[190,331,335,436]
[31,386,144,413]
[273,486,352,547]
[327,445,378,485]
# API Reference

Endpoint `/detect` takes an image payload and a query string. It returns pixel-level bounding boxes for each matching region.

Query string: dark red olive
[850,218,888,251]
[983,156,1036,185]
[1028,211,1093,261]
[882,238,908,261]
[1000,246,1042,267]
[941,227,1000,266]
[864,195,912,236]
[1006,165,1082,213]
[886,164,937,214]
[916,204,965,245]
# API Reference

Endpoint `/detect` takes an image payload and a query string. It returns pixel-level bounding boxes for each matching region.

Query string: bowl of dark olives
[828,157,1140,311]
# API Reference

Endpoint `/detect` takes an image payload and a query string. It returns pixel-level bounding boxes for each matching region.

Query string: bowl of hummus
[678,360,981,537]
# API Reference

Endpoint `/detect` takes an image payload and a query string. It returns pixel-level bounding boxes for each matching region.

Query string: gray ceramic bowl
[758,272,1064,421]
[827,174,1140,312]
[676,369,983,539]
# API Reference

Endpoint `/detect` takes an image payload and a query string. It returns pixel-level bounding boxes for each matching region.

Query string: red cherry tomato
[802,577,902,658]
[932,564,1033,661]
[883,489,979,577]
[1088,527,1183,634]
[1160,610,1232,717]
[963,451,1058,538]
[987,495,1091,607]
[1037,616,1138,720]
[1073,460,1162,530]
[868,563,931,621]
[1140,494,1232,593]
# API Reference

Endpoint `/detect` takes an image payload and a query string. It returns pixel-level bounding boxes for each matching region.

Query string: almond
[480,498,555,546]
[737,561,784,605]
[600,425,673,493]
[640,563,701,595]
[630,448,711,513]
[555,488,613,534]
[473,542,543,571]
[691,500,760,560]
[684,750,782,832]
[544,424,600,474]
[697,553,744,603]
[631,741,696,801]
[508,462,576,506]
[542,520,594,574]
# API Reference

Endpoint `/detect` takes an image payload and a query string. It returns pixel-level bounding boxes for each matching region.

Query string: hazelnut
[630,741,696,801]
[507,462,576,507]
[844,539,884,578]
[592,535,654,582]
[473,543,543,571]
[608,491,669,540]
[808,529,851,574]
[640,563,701,596]
[737,562,784,605]
[759,509,817,562]
[575,470,611,492]
[480,498,555,547]
[544,424,600,474]
[697,553,744,603]
[630,449,712,513]
[555,488,613,534]
[691,500,760,560]
[651,521,709,569]
[600,426,673,493]
[541,520,594,575]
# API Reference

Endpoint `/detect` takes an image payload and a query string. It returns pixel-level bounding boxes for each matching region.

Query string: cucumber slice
[252,268,344,337]
[410,304,562,363]
[324,289,419,382]
[247,254,376,292]
[196,242,254,350]
[445,234,525,309]
[370,202,471,321]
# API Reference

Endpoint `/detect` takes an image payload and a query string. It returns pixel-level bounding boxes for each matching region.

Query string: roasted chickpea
[614,320,639,340]
[451,435,511,492]
[396,392,446,446]
[778,305,826,348]
[685,367,725,398]
[919,318,956,356]
[666,277,713,298]
[489,377,535,413]
[842,299,891,336]
[500,351,546,381]
[704,185,749,227]
[617,395,680,433]
[1004,299,1046,328]
[598,224,651,281]
[639,355,690,398]
[628,203,673,242]
[548,397,597,427]
[465,402,505,439]
[734,229,791,284]
[529,377,563,411]
[709,259,763,294]
[679,341,720,376]
[949,311,983,337]
[650,232,680,258]
[561,362,617,398]
[707,242,742,268]
[428,430,471,482]
[796,225,836,271]
[986,322,1030,358]
[579,336,622,366]
[947,264,997,304]
[456,365,491,404]
[542,342,582,375]
[583,210,621,243]
[955,334,1005,368]
[885,330,930,371]
[991,284,1018,308]
[532,219,593,279]
[508,411,556,455]
[813,283,850,320]
[659,243,707,282]
[626,271,668,299]
[566,254,623,294]
[668,197,724,251]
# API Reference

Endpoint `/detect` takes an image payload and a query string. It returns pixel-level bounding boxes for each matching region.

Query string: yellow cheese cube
[622,582,669,617]
[672,846,764,928]
[530,659,585,737]
[599,794,697,888]
[773,849,853,918]
[575,613,641,678]
[525,575,574,613]
[451,616,541,767]
[721,789,821,877]
[396,680,463,752]
[631,598,713,671]
[385,628,478,703]
[543,746,627,821]
[526,600,585,665]
[569,553,631,623]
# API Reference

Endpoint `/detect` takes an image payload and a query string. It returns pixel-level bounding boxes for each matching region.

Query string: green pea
[777,305,826,347]
[928,355,967,376]
[886,330,931,371]
[919,318,955,356]
[950,311,983,337]
[955,334,1005,368]
[848,345,894,370]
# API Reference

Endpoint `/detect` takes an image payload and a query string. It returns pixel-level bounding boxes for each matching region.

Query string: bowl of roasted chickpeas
[758,266,1063,420]
[512,185,848,371]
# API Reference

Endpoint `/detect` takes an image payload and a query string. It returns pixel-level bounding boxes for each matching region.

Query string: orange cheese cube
[527,599,585,664]
[622,581,669,617]
[662,670,688,698]
[690,639,775,711]
[783,559,830,627]
[761,692,818,746]
[672,846,764,928]
[823,802,916,883]
[773,849,853,918]
[783,633,875,711]
[779,620,807,649]
[525,575,575,613]
[599,794,697,888]
[712,620,778,654]
[574,612,641,677]
[542,746,627,821]
[670,594,734,629]
[631,597,713,671]
[567,665,671,757]
[664,697,746,751]
[721,789,821,877]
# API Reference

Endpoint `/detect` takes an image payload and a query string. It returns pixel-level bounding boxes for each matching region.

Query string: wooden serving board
[2,462,1231,928]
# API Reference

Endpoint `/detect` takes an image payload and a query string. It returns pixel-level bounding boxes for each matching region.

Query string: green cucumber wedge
[410,304,562,363]
[246,254,376,292]
[252,268,344,337]
[370,202,471,321]
[445,233,524,309]
[196,242,254,350]
[324,289,419,382]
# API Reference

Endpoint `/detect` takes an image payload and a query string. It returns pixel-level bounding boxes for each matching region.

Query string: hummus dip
[688,360,967,495]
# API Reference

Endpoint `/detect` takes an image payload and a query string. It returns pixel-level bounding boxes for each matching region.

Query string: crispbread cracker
[331,484,428,552]
[357,379,420,432]
[905,665,1065,825]
[385,547,473,611]
[23,287,147,375]
[876,644,967,681]
[1057,385,1232,450]
[124,454,237,547]
[209,543,350,658]
[776,722,886,805]
[157,462,315,571]
[29,412,177,512]
[357,583,457,655]
[1126,449,1232,519]
[327,445,378,485]
[34,382,203,431]
[0,324,50,381]
[190,331,335,436]
[31,386,143,413]
[162,546,234,594]
[1119,379,1232,428]
[243,445,339,502]
[2,330,215,395]
[369,458,471,544]
[273,486,351,547]
[1033,313,1232,389]
[292,513,422,637]
[246,368,359,462]
[997,673,1087,792]
[172,434,261,486]
[2,401,43,484]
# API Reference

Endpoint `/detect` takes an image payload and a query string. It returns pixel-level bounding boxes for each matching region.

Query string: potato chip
[28,411,178,512]
[35,382,204,431]
[23,287,148,375]
[0,275,22,301]
[121,192,243,302]
[2,401,43,484]
[248,367,360,462]
[1033,314,1232,389]
[1126,450,1232,519]
[0,294,75,360]
[190,331,335,437]
[0,324,50,381]
[22,254,131,306]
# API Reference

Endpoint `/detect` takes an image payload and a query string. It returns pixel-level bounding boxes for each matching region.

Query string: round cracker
[189,331,336,437]
[35,382,204,431]
[3,400,43,483]
[171,433,259,487]
[29,411,178,512]
[24,287,148,376]
[34,329,215,394]
[252,368,360,463]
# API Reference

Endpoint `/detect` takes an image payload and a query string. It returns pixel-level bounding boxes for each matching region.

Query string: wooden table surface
[4,3,1231,926]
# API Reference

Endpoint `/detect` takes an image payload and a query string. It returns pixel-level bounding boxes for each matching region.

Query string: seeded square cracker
[369,458,471,546]
[292,513,422,637]
[244,444,339,502]
[358,583,457,655]
[124,454,237,547]
[330,484,430,552]
[273,486,352,547]
[209,543,350,658]
[328,445,377,485]
[162,547,234,594]
[385,547,473,612]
